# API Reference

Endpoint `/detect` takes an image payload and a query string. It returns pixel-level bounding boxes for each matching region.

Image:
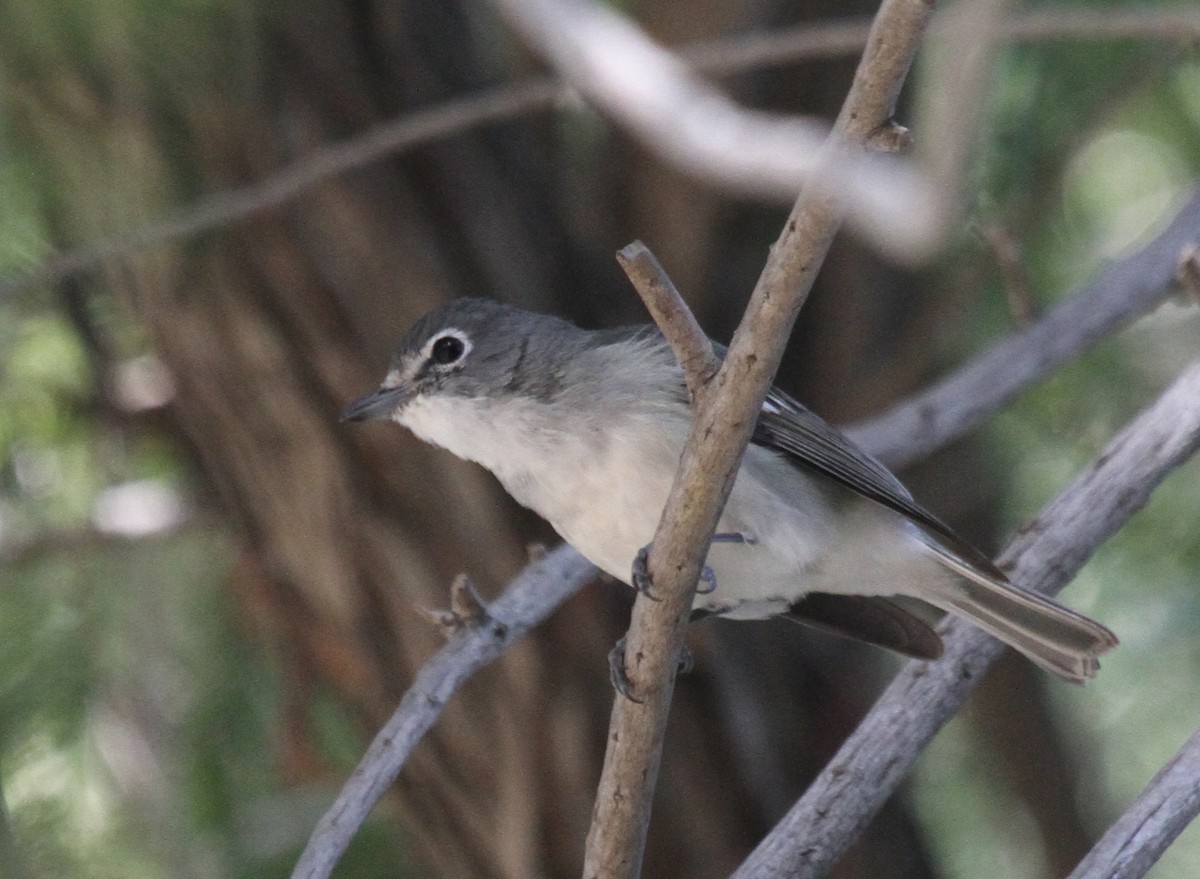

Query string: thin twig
[733,360,1200,879]
[978,223,1039,327]
[1068,725,1200,879]
[576,0,939,874]
[615,242,719,402]
[0,82,559,299]
[846,190,1200,469]
[290,545,596,879]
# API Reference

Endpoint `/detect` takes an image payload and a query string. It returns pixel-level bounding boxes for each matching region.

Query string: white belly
[398,392,921,618]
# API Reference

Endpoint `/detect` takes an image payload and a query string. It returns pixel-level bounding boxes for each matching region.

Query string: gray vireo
[342,297,1116,682]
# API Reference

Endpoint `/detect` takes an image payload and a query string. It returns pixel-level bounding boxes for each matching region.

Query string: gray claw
[631,546,661,602]
[697,565,717,594]
[677,644,694,675]
[606,637,693,701]
[608,637,642,703]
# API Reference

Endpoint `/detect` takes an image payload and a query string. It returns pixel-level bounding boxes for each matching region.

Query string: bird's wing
[782,593,944,659]
[754,387,1009,584]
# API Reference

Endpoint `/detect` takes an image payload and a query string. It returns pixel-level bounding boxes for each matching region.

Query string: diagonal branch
[847,189,1200,469]
[1068,725,1200,879]
[486,0,939,263]
[289,208,1198,876]
[289,545,596,879]
[733,359,1200,879]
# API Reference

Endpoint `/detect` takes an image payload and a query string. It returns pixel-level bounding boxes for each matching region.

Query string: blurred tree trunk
[10,0,1094,875]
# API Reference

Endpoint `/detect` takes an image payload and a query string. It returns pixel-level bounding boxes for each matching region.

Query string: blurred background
[1,0,1198,877]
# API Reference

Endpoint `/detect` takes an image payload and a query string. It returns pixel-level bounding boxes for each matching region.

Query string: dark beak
[340,385,411,423]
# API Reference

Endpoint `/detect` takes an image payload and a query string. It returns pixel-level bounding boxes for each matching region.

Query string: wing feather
[754,388,1008,584]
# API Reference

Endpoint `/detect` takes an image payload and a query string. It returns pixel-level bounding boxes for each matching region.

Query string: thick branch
[290,546,596,879]
[847,189,1200,468]
[733,360,1200,879]
[1069,726,1200,879]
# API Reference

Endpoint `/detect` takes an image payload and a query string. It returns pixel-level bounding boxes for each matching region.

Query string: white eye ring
[426,329,471,366]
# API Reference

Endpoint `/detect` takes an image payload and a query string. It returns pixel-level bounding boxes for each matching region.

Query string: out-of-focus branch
[572,0,939,872]
[5,7,1197,299]
[846,190,1200,469]
[1068,726,1200,879]
[486,0,939,262]
[0,83,559,299]
[290,545,596,879]
[733,360,1200,879]
[691,8,1200,74]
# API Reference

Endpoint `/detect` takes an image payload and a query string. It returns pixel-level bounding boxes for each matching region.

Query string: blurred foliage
[0,0,1198,876]
[908,14,1200,878]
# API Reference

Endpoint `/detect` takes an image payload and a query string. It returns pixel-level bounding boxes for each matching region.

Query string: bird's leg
[607,636,694,702]
[697,532,753,595]
[634,533,751,600]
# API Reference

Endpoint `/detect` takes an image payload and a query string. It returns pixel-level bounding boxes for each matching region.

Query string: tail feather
[923,564,1118,684]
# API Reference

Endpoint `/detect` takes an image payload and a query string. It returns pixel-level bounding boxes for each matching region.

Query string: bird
[342,297,1117,683]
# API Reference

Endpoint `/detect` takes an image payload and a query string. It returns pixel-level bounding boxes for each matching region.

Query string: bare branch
[0,82,559,299]
[690,8,1200,75]
[290,545,596,879]
[733,360,1200,879]
[576,0,939,874]
[847,189,1200,469]
[615,241,719,402]
[1005,6,1200,42]
[1069,726,1200,879]
[487,0,940,262]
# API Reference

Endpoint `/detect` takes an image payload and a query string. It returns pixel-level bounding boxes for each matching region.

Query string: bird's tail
[923,556,1118,683]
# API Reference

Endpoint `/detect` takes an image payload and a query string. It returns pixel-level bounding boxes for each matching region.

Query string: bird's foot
[608,636,642,703]
[631,546,661,602]
[607,636,694,703]
[697,565,718,594]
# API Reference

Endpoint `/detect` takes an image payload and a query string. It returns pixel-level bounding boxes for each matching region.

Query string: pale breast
[399,391,846,613]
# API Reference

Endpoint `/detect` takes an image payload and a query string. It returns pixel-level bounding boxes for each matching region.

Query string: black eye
[431,335,465,365]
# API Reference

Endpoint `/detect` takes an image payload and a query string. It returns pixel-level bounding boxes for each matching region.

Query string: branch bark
[290,545,596,879]
[733,359,1200,879]
[1068,725,1200,879]
[570,0,939,874]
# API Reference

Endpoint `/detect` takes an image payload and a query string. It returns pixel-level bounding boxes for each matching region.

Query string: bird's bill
[340,385,411,422]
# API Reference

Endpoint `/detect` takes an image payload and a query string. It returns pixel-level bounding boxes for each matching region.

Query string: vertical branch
[583,1,939,876]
